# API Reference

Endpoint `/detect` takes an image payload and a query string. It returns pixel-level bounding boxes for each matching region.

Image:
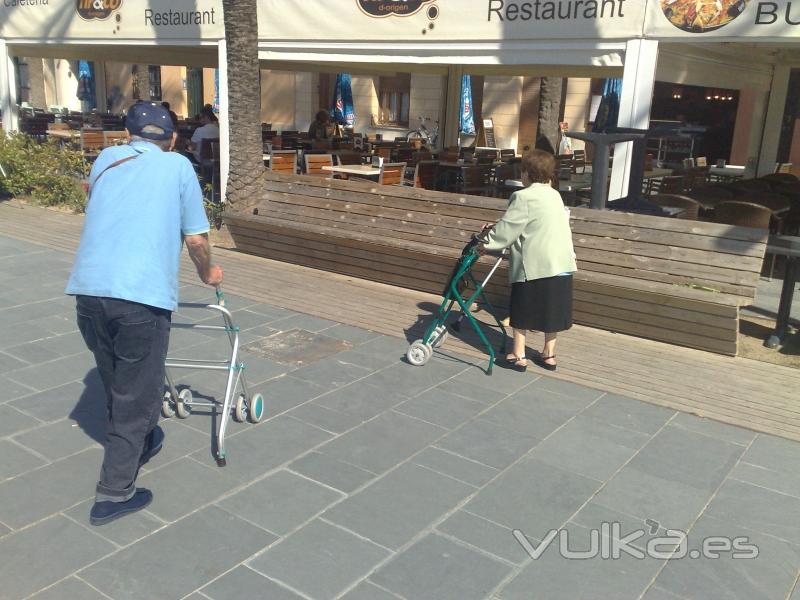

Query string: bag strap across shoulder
[88,151,141,197]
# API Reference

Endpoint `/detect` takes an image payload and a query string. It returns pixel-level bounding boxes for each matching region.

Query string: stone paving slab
[1,234,799,599]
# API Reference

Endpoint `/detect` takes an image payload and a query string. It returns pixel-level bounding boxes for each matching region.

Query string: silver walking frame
[161,288,265,467]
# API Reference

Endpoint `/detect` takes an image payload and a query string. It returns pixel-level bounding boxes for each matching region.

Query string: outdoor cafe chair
[649,194,701,220]
[762,172,799,185]
[80,129,105,161]
[714,200,780,279]
[500,148,516,163]
[648,175,684,195]
[378,162,407,186]
[713,201,772,229]
[103,131,128,147]
[730,178,772,194]
[571,149,586,173]
[336,152,363,166]
[304,153,334,177]
[410,160,439,189]
[458,165,493,197]
[269,150,298,175]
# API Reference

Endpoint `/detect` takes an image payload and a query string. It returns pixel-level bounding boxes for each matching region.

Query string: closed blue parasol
[460,74,476,135]
[593,78,622,133]
[330,73,355,127]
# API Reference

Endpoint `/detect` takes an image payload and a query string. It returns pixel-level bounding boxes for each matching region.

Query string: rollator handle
[215,286,225,307]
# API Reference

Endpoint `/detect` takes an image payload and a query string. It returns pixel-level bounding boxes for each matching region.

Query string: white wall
[482,76,522,150]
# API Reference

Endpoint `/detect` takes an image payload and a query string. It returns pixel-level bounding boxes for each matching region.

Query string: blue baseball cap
[125,101,175,140]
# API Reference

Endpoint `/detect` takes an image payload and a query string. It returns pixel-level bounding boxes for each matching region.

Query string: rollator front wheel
[233,393,247,423]
[406,340,432,366]
[248,393,265,424]
[161,392,175,418]
[175,389,192,419]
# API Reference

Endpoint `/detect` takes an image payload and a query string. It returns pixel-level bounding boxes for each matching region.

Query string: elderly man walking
[66,101,224,525]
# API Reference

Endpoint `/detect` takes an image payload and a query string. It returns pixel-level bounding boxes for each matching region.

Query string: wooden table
[321,164,381,178]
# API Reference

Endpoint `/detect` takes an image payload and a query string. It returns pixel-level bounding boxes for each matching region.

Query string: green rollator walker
[406,227,508,374]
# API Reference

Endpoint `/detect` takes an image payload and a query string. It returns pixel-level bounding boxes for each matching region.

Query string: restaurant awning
[2,0,800,200]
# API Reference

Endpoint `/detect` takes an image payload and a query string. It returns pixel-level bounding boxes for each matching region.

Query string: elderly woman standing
[481,150,577,372]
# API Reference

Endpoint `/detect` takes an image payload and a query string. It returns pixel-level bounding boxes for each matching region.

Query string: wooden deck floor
[2,200,799,441]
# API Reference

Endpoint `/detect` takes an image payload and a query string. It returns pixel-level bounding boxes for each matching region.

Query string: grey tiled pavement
[0,235,799,600]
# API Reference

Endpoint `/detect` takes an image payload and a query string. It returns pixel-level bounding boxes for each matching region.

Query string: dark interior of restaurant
[650,81,740,163]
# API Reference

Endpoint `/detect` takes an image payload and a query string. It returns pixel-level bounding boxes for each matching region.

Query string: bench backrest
[245,173,768,302]
[569,206,767,301]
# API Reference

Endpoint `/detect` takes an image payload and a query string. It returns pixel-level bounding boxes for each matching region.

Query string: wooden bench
[226,173,768,356]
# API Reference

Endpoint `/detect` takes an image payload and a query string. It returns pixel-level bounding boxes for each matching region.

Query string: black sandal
[503,355,528,372]
[533,355,557,372]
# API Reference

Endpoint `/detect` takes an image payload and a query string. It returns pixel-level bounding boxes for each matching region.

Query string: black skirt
[509,275,573,333]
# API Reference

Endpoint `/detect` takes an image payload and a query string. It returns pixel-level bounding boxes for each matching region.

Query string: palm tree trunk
[535,77,564,155]
[222,0,264,211]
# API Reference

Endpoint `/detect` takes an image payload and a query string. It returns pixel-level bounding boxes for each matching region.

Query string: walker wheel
[406,340,433,366]
[175,389,192,419]
[432,328,449,349]
[233,393,247,423]
[248,393,265,424]
[161,392,175,418]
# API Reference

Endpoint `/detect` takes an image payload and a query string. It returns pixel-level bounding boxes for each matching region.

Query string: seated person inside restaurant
[308,110,334,140]
[186,107,220,163]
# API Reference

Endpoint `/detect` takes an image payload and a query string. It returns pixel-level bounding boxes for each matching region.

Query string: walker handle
[215,286,225,307]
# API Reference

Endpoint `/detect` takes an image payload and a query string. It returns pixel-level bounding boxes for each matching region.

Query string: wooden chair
[336,152,363,166]
[48,122,70,131]
[459,165,493,196]
[500,148,516,162]
[695,156,708,167]
[730,179,772,194]
[570,149,586,174]
[376,147,393,162]
[413,160,439,190]
[269,150,297,175]
[714,200,778,278]
[378,162,407,186]
[103,131,128,147]
[713,201,772,229]
[649,175,684,195]
[649,194,701,220]
[80,129,106,160]
[775,162,793,174]
[304,153,334,177]
[761,173,799,185]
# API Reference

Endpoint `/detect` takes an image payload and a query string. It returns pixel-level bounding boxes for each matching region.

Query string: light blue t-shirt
[65,140,210,311]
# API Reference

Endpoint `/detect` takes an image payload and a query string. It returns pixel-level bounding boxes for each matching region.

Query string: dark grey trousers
[76,296,171,503]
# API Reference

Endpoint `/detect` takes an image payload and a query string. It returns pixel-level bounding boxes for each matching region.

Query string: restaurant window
[378,74,411,127]
[148,65,162,101]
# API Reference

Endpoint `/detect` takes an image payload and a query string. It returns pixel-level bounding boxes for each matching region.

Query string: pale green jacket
[483,183,577,283]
